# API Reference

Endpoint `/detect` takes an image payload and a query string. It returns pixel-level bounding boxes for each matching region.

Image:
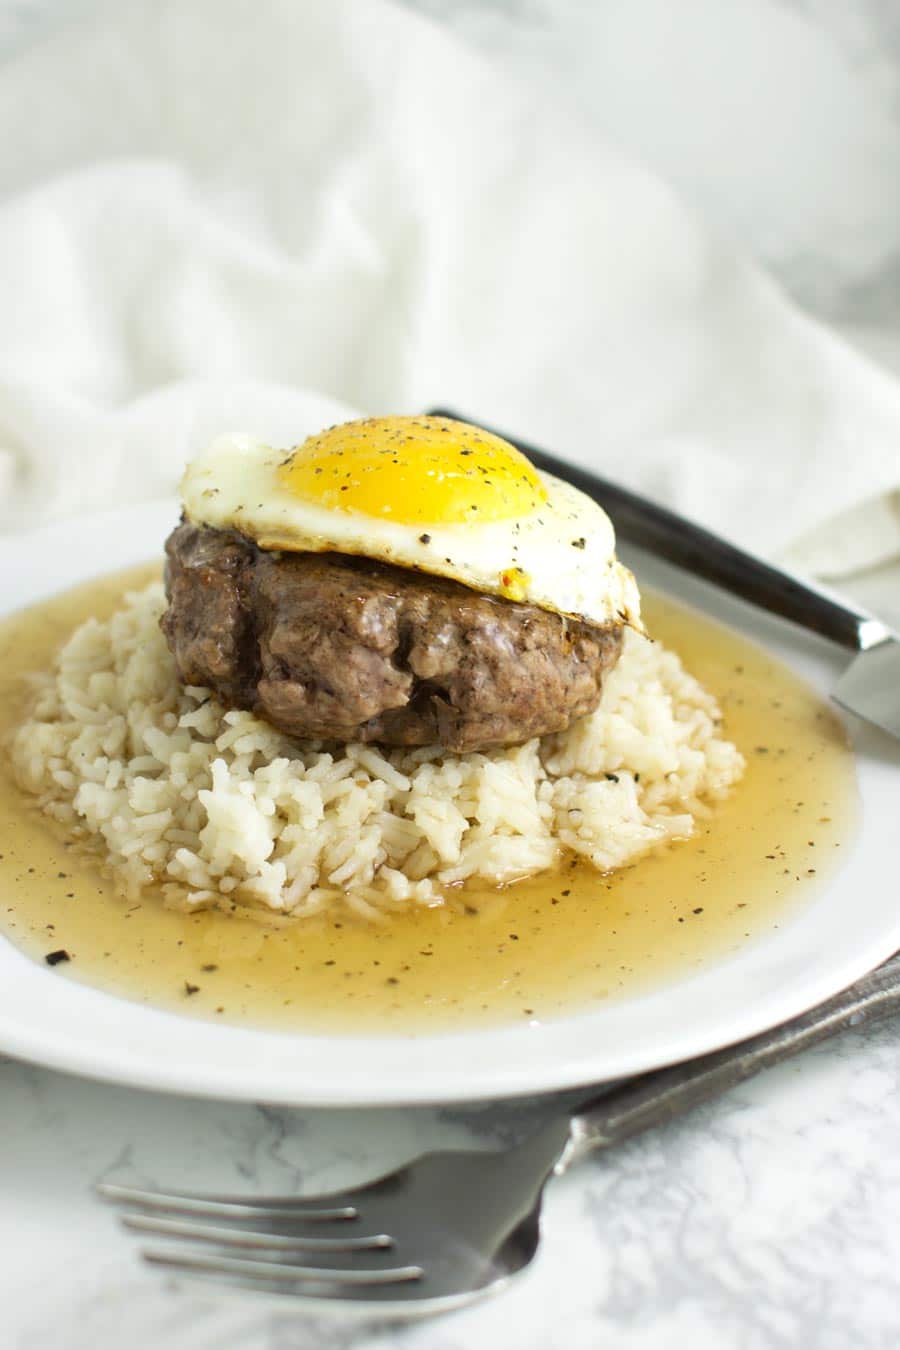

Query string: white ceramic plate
[0,502,897,1106]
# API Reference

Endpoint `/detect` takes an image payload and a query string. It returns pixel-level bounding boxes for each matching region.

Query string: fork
[99,951,900,1314]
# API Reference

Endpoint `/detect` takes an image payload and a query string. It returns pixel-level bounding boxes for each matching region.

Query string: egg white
[180,434,641,629]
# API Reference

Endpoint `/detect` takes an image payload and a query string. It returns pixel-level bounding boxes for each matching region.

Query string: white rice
[11,583,744,918]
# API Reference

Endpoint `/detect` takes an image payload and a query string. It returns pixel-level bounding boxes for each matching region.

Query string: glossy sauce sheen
[0,565,858,1033]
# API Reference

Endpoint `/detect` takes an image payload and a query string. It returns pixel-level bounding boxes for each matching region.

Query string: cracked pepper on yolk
[278,416,549,525]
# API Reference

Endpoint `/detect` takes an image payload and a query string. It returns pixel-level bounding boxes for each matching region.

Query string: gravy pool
[0,566,858,1033]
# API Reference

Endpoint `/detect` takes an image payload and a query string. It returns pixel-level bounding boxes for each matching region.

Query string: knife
[426,406,900,741]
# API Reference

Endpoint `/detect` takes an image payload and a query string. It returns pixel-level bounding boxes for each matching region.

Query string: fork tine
[122,1213,393,1253]
[142,1247,423,1288]
[97,1182,358,1222]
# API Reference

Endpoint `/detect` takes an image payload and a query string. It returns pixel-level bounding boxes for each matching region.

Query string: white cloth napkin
[0,0,898,578]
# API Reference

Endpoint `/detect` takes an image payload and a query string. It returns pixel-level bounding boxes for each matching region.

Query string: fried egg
[180,416,640,628]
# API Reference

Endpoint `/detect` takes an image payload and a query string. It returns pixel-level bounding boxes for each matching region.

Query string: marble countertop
[3,2,900,1348]
[5,1005,900,1350]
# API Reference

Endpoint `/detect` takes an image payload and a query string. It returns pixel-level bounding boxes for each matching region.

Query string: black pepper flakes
[419,533,431,544]
[45,949,70,966]
[184,981,200,996]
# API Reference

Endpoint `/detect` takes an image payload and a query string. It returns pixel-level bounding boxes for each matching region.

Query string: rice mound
[11,583,744,920]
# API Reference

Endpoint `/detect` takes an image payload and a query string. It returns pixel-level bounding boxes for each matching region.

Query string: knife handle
[564,951,900,1162]
[426,408,887,653]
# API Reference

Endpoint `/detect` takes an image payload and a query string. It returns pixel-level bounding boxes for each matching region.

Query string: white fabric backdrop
[0,0,898,577]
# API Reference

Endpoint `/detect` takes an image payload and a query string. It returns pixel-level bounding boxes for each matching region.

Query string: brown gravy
[0,566,857,1033]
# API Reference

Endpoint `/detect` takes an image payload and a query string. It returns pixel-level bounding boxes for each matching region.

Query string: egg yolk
[277,416,548,525]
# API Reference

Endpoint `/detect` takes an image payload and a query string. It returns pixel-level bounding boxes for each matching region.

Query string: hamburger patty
[161,521,625,752]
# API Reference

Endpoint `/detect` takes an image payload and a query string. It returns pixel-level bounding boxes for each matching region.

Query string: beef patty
[161,521,625,752]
